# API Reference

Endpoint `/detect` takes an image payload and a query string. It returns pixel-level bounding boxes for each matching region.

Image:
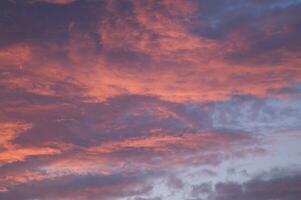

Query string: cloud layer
[0,0,301,199]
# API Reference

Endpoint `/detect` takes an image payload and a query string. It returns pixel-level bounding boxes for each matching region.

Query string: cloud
[0,92,260,199]
[0,0,300,199]
[191,182,213,199]
[35,0,78,4]
[1,0,300,103]
[208,168,301,200]
[210,96,301,133]
[0,172,157,200]
[0,121,60,164]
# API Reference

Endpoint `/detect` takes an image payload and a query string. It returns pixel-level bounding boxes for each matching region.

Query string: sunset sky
[0,0,301,199]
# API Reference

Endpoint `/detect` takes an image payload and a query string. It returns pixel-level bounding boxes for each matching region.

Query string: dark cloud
[0,0,105,48]
[208,169,301,200]
[191,182,213,199]
[189,0,301,65]
[167,175,183,190]
[269,83,301,97]
[134,197,162,200]
[0,172,156,200]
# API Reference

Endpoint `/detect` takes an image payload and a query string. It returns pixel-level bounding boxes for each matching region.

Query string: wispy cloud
[0,0,300,199]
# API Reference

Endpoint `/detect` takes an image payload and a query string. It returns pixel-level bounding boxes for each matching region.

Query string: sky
[0,0,301,199]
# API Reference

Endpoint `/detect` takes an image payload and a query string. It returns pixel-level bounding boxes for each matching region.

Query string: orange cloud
[0,45,31,69]
[88,133,232,154]
[0,122,32,149]
[0,147,60,164]
[1,0,300,104]
[0,122,60,164]
[0,1,300,199]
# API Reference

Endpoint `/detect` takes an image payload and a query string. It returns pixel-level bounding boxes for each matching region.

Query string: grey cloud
[0,172,156,200]
[209,169,301,200]
[210,96,301,134]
